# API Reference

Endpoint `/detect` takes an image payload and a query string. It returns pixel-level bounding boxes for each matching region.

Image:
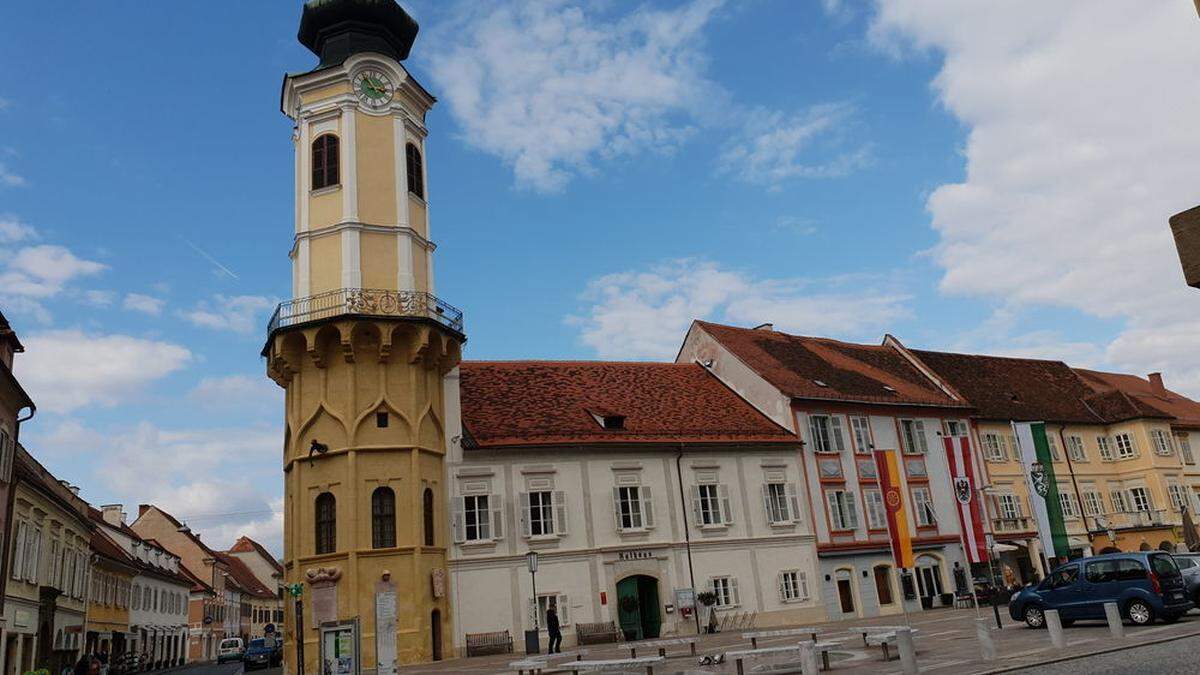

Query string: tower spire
[298,0,420,68]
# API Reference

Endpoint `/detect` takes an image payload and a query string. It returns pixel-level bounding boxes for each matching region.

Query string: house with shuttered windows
[442,360,820,651]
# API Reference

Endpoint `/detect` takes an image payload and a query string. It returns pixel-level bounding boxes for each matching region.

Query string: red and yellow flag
[873,448,914,569]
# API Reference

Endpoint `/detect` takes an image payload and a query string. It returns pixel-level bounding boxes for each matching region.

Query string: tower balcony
[266,287,464,338]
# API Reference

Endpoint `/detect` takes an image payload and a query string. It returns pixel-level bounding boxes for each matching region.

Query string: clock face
[354,70,394,109]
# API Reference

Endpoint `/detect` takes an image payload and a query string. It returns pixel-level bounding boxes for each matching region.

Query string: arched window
[405,143,425,199]
[371,487,397,549]
[423,487,435,546]
[315,492,337,554]
[312,134,340,190]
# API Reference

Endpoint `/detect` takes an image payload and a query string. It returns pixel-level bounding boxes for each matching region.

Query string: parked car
[217,637,245,664]
[1172,552,1200,606]
[1009,551,1191,628]
[243,638,274,671]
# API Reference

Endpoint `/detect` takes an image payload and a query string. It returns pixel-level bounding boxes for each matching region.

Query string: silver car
[1171,553,1200,606]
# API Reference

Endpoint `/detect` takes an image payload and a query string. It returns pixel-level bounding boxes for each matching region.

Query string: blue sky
[2,1,1198,554]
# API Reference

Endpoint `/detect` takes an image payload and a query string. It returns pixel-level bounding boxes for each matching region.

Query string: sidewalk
[397,606,1200,674]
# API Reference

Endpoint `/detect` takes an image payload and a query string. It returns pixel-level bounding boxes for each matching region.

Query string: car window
[1116,559,1147,581]
[1150,554,1181,577]
[250,639,265,649]
[220,639,240,649]
[1048,565,1079,589]
[1174,557,1195,570]
[1086,560,1118,583]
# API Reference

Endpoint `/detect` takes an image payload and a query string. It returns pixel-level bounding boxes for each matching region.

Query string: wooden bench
[742,627,820,648]
[576,621,620,645]
[464,629,513,657]
[556,656,664,674]
[617,637,698,658]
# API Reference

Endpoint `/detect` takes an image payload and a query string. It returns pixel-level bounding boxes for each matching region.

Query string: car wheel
[1161,612,1182,624]
[1126,599,1154,625]
[1024,605,1046,628]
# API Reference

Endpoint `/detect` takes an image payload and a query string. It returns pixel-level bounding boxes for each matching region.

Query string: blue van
[1009,551,1192,628]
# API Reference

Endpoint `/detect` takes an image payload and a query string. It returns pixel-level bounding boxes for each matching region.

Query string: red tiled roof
[459,361,796,448]
[229,536,284,575]
[911,350,1103,424]
[1074,369,1200,427]
[215,552,277,599]
[91,529,135,567]
[694,322,966,408]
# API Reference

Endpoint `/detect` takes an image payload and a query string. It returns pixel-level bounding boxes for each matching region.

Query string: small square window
[376,412,388,428]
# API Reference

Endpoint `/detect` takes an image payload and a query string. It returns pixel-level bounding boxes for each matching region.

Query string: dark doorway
[837,576,855,614]
[616,576,661,641]
[430,609,442,661]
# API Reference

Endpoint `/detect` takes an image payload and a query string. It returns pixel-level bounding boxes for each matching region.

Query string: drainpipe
[1057,425,1091,556]
[675,444,701,634]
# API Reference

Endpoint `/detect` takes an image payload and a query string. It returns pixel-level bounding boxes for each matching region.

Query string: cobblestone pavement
[397,607,1200,674]
[1007,633,1200,674]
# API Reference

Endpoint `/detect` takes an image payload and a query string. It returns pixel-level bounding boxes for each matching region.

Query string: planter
[939,592,954,606]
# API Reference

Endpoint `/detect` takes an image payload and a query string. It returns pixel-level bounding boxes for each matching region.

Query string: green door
[616,576,662,641]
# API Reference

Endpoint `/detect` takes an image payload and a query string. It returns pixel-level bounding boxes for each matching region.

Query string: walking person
[546,602,563,654]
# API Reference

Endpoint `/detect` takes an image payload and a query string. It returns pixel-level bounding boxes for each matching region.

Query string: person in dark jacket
[546,603,563,654]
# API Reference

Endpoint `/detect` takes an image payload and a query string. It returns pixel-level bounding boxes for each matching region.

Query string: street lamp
[525,551,540,655]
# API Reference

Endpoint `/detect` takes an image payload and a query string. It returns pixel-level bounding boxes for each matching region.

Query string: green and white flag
[1012,421,1070,560]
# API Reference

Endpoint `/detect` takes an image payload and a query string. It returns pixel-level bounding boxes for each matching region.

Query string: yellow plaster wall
[408,197,427,239]
[360,232,398,290]
[356,113,398,226]
[309,234,342,294]
[301,82,352,106]
[309,188,343,231]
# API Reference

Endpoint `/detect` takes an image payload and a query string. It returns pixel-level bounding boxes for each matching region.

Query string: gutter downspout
[675,444,701,635]
[1057,425,1091,555]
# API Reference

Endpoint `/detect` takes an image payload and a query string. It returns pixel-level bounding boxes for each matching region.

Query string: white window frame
[863,489,886,530]
[997,493,1022,519]
[614,485,655,532]
[899,419,929,455]
[709,576,739,608]
[1097,436,1114,461]
[762,482,799,526]
[1082,491,1105,517]
[694,483,732,527]
[1128,487,1152,512]
[850,416,873,454]
[1046,434,1060,462]
[808,415,846,454]
[1114,433,1137,460]
[911,486,936,527]
[825,489,859,531]
[943,419,968,438]
[1168,483,1187,512]
[1058,491,1080,519]
[520,490,567,539]
[1110,489,1129,513]
[1178,434,1195,465]
[454,493,503,543]
[982,433,1005,462]
[530,593,570,629]
[778,570,809,603]
[1151,430,1175,457]
[1067,435,1086,462]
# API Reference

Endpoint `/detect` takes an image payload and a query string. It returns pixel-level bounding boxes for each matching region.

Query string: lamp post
[525,551,540,655]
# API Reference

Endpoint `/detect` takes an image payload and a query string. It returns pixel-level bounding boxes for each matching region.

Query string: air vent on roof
[1010,392,1021,402]
[883,385,897,393]
[753,323,774,331]
[813,380,828,388]
[589,410,626,430]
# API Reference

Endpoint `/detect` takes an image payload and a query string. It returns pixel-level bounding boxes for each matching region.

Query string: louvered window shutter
[830,416,846,453]
[559,595,570,625]
[692,486,703,525]
[554,490,568,536]
[491,495,504,540]
[641,486,654,528]
[845,492,860,529]
[452,496,465,543]
[786,483,800,523]
[11,522,24,580]
[519,492,530,538]
[612,487,624,531]
[719,484,733,524]
[808,416,821,452]
[915,421,928,453]
[761,484,773,524]
[730,577,740,606]
[777,572,786,600]
[827,491,842,530]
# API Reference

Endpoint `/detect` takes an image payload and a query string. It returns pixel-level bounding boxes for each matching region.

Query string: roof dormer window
[813,380,828,388]
[589,410,626,430]
[882,385,897,393]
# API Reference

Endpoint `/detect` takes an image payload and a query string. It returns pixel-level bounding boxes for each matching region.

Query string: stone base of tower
[267,316,462,671]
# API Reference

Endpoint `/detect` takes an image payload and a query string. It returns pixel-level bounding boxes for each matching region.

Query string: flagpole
[874,451,912,629]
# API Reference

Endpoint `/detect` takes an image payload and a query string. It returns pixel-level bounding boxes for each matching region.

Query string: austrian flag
[943,435,988,564]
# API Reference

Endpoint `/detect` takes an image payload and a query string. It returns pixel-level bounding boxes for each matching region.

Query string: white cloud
[0,162,25,187]
[123,292,166,316]
[719,103,871,189]
[871,1,1200,396]
[427,0,724,192]
[0,244,106,299]
[179,294,274,334]
[15,330,192,413]
[0,216,35,243]
[188,374,282,414]
[569,258,911,359]
[82,290,115,307]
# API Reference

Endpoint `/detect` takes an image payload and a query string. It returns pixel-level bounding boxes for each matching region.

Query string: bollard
[1104,602,1125,639]
[976,617,996,661]
[896,628,918,675]
[798,640,820,675]
[1045,609,1067,649]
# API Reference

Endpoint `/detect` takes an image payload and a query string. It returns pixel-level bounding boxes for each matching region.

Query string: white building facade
[443,361,824,653]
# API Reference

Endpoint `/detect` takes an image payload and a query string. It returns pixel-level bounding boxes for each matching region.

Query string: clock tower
[264,1,463,670]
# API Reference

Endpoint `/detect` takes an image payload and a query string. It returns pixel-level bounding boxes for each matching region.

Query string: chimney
[138,504,152,518]
[100,503,125,526]
[1149,372,1166,395]
[753,322,774,331]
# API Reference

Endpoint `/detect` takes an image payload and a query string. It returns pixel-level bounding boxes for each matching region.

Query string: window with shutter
[11,522,25,581]
[1098,436,1114,461]
[763,483,792,525]
[641,487,654,529]
[850,416,873,453]
[719,484,733,525]
[553,490,568,536]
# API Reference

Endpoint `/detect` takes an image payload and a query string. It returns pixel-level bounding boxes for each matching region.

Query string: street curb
[970,628,1200,674]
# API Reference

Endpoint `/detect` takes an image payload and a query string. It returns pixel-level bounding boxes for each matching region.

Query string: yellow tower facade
[264,2,462,671]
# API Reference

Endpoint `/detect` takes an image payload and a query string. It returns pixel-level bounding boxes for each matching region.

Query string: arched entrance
[616,576,661,641]
[430,609,442,661]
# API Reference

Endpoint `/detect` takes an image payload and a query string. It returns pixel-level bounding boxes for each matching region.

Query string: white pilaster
[297,239,311,298]
[341,228,361,289]
[298,114,311,234]
[395,118,415,291]
[421,137,434,294]
[341,104,359,223]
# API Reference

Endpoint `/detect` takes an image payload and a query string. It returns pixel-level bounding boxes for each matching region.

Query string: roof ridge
[463,360,693,367]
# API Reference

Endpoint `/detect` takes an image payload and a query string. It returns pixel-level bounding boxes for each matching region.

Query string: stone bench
[554,655,664,674]
[464,629,513,657]
[742,627,821,648]
[509,649,590,675]
[864,630,919,661]
[845,625,912,646]
[618,637,698,658]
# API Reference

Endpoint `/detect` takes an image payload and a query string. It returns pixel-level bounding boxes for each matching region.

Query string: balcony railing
[266,288,464,336]
[992,516,1033,533]
[1103,509,1173,529]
